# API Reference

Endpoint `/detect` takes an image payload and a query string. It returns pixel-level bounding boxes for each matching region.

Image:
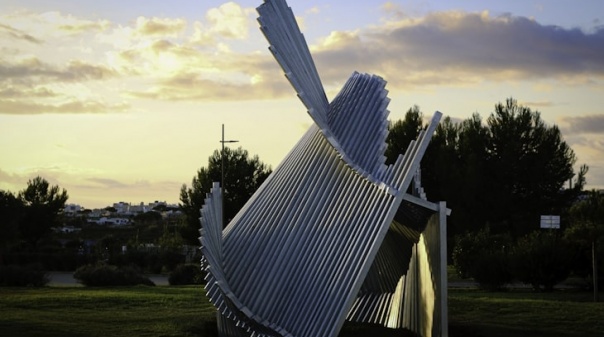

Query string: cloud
[307,7,321,15]
[3,11,113,43]
[0,23,42,43]
[0,169,25,189]
[189,2,254,45]
[567,135,604,187]
[2,7,603,107]
[87,178,131,189]
[135,17,186,36]
[561,114,604,135]
[560,115,604,187]
[0,56,123,114]
[310,11,604,88]
[58,20,110,34]
[108,9,604,102]
[380,2,406,20]
[125,66,289,101]
[0,98,129,115]
[189,21,214,46]
[0,58,117,84]
[0,167,69,194]
[111,31,287,101]
[206,2,253,39]
[519,100,556,108]
[0,86,56,98]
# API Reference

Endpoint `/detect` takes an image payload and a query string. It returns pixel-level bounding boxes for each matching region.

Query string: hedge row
[453,228,602,291]
[73,264,154,286]
[0,264,49,287]
[2,250,187,273]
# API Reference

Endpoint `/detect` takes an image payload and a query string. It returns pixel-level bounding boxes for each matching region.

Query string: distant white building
[58,226,82,233]
[64,204,82,216]
[88,217,131,227]
[79,201,180,220]
[113,201,131,214]
[109,200,171,215]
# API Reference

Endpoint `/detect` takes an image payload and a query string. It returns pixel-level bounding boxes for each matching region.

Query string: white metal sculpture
[199,1,449,336]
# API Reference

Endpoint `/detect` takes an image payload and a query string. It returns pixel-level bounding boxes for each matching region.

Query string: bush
[566,234,604,290]
[169,264,205,285]
[109,250,185,274]
[453,227,513,291]
[0,264,49,287]
[160,251,185,272]
[511,230,572,291]
[73,264,155,286]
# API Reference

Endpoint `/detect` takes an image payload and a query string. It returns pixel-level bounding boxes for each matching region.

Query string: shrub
[566,233,604,290]
[160,251,185,272]
[0,264,49,287]
[73,264,154,286]
[109,251,173,274]
[169,264,205,285]
[511,230,572,291]
[453,227,513,291]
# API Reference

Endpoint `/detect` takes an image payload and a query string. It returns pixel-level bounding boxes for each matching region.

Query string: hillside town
[58,201,182,233]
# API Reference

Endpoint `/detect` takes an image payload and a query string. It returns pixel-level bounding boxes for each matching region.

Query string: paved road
[48,272,169,286]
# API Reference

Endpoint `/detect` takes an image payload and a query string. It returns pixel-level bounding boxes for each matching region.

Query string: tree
[17,176,69,249]
[485,98,583,237]
[104,206,117,213]
[0,190,23,264]
[568,190,604,302]
[180,147,271,245]
[134,211,162,225]
[385,105,424,164]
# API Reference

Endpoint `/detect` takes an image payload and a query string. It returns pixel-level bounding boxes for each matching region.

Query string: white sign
[540,215,560,229]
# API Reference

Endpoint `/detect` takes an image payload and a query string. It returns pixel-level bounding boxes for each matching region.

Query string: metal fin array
[199,1,448,337]
[257,0,329,129]
[326,72,390,181]
[258,1,398,181]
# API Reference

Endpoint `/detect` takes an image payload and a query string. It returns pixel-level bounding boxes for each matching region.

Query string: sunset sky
[1,0,603,209]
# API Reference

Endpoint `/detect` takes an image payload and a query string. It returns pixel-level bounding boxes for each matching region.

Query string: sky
[0,0,603,209]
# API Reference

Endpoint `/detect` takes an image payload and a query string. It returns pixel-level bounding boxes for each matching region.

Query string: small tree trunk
[593,240,599,302]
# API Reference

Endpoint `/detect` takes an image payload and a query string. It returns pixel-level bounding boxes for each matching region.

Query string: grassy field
[1,286,602,337]
[0,286,216,337]
[449,289,604,337]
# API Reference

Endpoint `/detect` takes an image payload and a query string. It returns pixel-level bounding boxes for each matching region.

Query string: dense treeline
[388,98,587,238]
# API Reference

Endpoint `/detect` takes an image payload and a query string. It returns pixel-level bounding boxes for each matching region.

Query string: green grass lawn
[0,286,217,337]
[449,289,604,337]
[1,286,602,337]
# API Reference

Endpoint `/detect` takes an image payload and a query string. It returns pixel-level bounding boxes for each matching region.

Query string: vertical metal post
[221,125,225,186]
[219,124,238,228]
[439,201,448,337]
[221,124,225,228]
[594,240,599,302]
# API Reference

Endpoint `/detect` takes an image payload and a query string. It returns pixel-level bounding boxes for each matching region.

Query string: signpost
[540,215,560,229]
